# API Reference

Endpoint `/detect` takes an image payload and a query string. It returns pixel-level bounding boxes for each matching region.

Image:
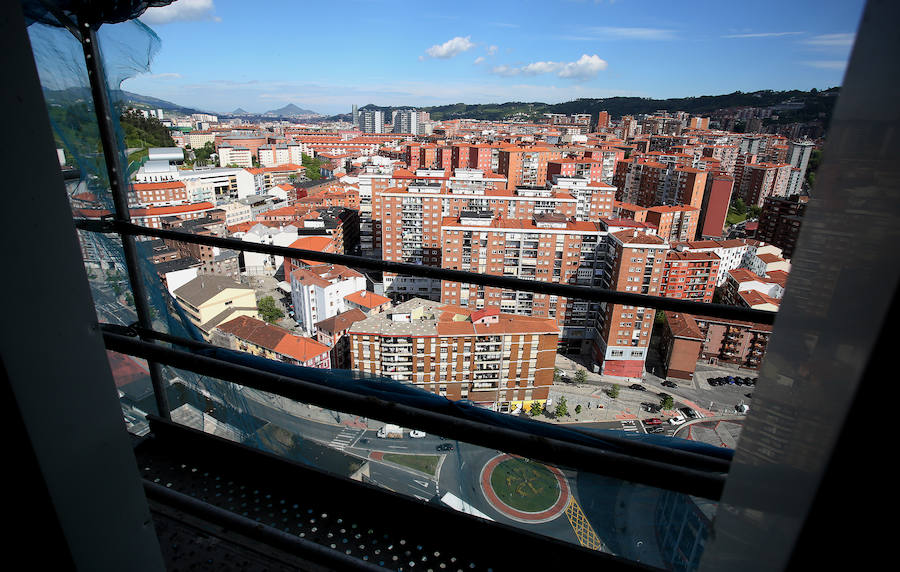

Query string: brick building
[661,251,719,303]
[756,195,809,258]
[348,298,559,412]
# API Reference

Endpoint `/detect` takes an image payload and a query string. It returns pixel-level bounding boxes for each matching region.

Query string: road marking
[413,479,430,488]
[413,495,429,502]
[565,496,604,551]
[328,427,361,451]
[620,421,639,432]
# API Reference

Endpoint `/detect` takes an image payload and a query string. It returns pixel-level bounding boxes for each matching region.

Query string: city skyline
[123,0,864,115]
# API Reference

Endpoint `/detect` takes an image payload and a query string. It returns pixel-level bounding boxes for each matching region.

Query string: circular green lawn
[489,458,560,512]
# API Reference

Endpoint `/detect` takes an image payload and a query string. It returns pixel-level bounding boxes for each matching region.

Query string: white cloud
[492,54,607,80]
[722,31,804,39]
[487,45,498,56]
[804,33,855,47]
[474,57,486,64]
[140,0,219,25]
[148,72,183,79]
[587,27,675,40]
[557,54,608,78]
[802,60,847,70]
[424,36,475,59]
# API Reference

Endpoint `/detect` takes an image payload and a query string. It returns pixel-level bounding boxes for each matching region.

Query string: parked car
[707,378,719,386]
[680,407,699,419]
[662,380,678,389]
[643,418,663,425]
[409,430,426,438]
[668,415,686,426]
[436,443,454,451]
[629,383,646,391]
[658,392,671,400]
[726,376,736,384]
[647,426,666,434]
[642,402,661,413]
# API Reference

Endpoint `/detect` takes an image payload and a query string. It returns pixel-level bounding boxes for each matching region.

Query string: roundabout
[479,454,570,524]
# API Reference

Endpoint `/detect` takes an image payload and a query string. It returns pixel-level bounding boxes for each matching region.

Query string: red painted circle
[480,454,570,523]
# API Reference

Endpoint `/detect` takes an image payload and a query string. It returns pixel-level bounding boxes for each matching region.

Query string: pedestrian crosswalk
[620,420,639,432]
[329,427,361,450]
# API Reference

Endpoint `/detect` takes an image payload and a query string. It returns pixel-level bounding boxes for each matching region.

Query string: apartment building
[218,145,252,168]
[214,315,331,369]
[498,146,563,190]
[670,239,750,286]
[439,212,608,353]
[756,195,808,258]
[315,308,368,370]
[392,109,418,135]
[661,251,719,303]
[348,298,559,412]
[173,275,259,339]
[131,181,188,207]
[644,205,699,243]
[722,268,784,311]
[593,230,668,377]
[258,143,302,167]
[613,159,708,208]
[289,264,366,336]
[735,161,792,207]
[698,172,734,239]
[358,110,384,134]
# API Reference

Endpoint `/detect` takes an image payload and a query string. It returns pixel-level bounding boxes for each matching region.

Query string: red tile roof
[344,290,390,309]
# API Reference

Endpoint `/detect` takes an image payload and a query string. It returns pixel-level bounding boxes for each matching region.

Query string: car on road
[668,415,686,426]
[643,418,663,425]
[409,430,426,438]
[661,380,678,389]
[680,407,699,419]
[647,426,666,434]
[642,402,661,413]
[629,383,646,391]
[658,392,671,400]
[436,443,454,451]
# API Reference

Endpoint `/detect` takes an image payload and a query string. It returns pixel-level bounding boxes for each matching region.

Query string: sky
[120,0,866,115]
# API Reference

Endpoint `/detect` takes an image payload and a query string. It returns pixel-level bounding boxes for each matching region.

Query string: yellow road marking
[565,496,604,551]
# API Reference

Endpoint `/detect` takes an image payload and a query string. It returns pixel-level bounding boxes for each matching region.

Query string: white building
[358,110,384,134]
[178,167,255,203]
[241,223,300,276]
[218,145,252,168]
[259,144,303,167]
[290,264,367,336]
[392,109,418,135]
[672,239,750,286]
[221,201,254,227]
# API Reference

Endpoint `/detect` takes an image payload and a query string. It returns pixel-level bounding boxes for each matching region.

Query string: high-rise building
[645,205,700,243]
[593,230,668,377]
[351,104,359,128]
[392,109,418,135]
[440,212,610,354]
[358,109,384,134]
[698,172,734,239]
[497,146,562,190]
[734,162,792,207]
[661,251,719,303]
[348,298,559,412]
[756,195,809,258]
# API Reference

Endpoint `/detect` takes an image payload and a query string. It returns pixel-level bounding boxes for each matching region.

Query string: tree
[660,395,675,410]
[553,367,562,383]
[731,197,747,214]
[607,384,620,399]
[555,396,569,418]
[574,369,587,384]
[125,292,134,308]
[194,141,215,165]
[257,296,284,324]
[530,401,543,417]
[301,153,322,180]
[575,404,582,415]
[748,205,762,219]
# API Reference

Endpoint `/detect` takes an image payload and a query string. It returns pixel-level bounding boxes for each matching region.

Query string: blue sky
[120,0,865,115]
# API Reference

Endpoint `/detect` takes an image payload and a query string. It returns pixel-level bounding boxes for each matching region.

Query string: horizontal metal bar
[105,331,727,500]
[107,322,731,472]
[143,481,383,571]
[76,218,776,325]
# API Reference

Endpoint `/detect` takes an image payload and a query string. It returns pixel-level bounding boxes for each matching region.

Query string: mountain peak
[264,103,320,116]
